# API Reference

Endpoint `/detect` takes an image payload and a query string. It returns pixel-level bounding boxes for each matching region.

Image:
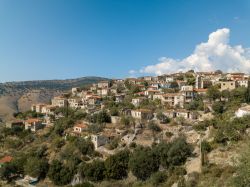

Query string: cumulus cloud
[135,28,250,75]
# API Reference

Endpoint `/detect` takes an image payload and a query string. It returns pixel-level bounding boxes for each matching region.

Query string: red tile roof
[0,156,12,164]
[25,118,42,123]
[74,123,88,129]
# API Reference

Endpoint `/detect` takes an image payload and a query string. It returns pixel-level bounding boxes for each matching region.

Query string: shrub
[105,150,130,180]
[129,146,159,180]
[150,171,167,186]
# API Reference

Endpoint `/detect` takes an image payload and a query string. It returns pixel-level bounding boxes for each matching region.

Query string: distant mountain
[0,76,108,95]
[0,76,108,121]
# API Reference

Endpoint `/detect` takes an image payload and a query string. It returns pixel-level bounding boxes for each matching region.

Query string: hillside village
[2,70,250,186]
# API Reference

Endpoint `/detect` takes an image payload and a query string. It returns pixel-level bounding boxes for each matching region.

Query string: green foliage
[120,115,135,128]
[148,121,162,133]
[14,110,44,119]
[83,160,106,181]
[184,97,204,111]
[231,143,250,187]
[105,150,130,180]
[206,85,221,101]
[74,138,95,156]
[88,123,105,133]
[130,85,141,94]
[212,115,250,144]
[153,138,192,169]
[87,110,111,124]
[201,140,212,153]
[150,171,168,186]
[138,98,163,111]
[109,107,119,116]
[72,182,94,187]
[48,160,74,186]
[212,101,225,114]
[24,157,49,178]
[0,162,17,182]
[153,142,172,168]
[193,120,212,132]
[129,146,160,180]
[156,112,170,124]
[106,138,119,150]
[0,153,28,182]
[229,87,247,103]
[187,77,196,86]
[53,117,75,136]
[167,138,193,166]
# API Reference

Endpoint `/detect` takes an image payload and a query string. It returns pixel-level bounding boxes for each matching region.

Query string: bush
[84,160,106,181]
[48,160,74,185]
[73,182,94,187]
[129,146,159,180]
[150,171,168,186]
[105,150,130,180]
[24,157,49,179]
[212,101,224,114]
[201,140,212,153]
[167,138,193,166]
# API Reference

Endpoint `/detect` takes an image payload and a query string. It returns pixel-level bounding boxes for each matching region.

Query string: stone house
[91,134,111,149]
[6,120,24,129]
[31,104,46,113]
[161,93,185,108]
[98,81,111,88]
[52,96,68,107]
[24,118,43,132]
[131,109,153,120]
[180,86,195,103]
[131,97,146,107]
[219,81,237,91]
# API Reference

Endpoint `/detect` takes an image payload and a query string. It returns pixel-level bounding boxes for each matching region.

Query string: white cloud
[136,28,250,75]
[129,70,136,74]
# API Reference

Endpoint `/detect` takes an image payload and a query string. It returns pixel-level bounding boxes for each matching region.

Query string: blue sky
[0,0,250,82]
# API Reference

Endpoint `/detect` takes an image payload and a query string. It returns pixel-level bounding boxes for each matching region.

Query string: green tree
[148,121,162,139]
[48,160,73,186]
[206,86,221,101]
[232,144,250,187]
[129,146,159,180]
[157,112,170,124]
[150,171,168,186]
[84,160,106,181]
[0,162,17,182]
[24,157,49,179]
[167,138,193,166]
[153,142,172,168]
[212,101,224,114]
[105,150,130,180]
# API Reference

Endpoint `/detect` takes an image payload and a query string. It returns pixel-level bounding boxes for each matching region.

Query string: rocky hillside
[0,76,108,121]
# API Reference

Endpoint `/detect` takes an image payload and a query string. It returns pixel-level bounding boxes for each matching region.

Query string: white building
[235,105,250,117]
